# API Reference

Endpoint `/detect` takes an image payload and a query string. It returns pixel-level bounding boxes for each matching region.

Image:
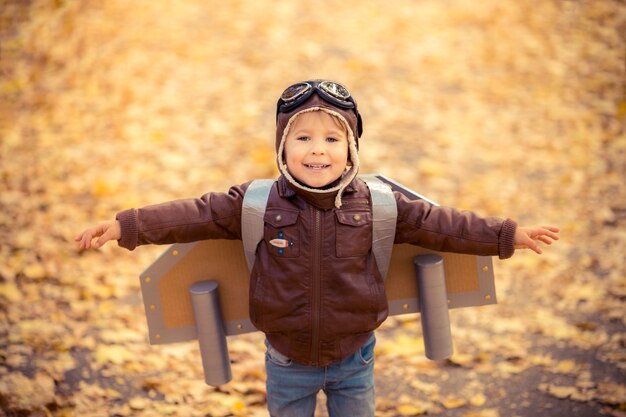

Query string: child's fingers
[75,231,87,250]
[94,222,120,248]
[519,234,542,254]
[530,227,560,251]
[95,231,112,248]
[528,239,543,254]
[76,226,101,250]
[537,235,553,245]
[515,225,559,255]
[540,226,560,240]
[80,233,93,250]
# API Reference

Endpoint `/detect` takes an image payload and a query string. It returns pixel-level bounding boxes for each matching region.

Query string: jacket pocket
[250,271,308,334]
[335,210,372,258]
[264,208,300,258]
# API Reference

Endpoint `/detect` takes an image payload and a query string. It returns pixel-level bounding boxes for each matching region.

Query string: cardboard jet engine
[139,174,497,385]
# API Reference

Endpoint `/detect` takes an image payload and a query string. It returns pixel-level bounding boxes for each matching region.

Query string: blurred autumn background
[1,0,625,416]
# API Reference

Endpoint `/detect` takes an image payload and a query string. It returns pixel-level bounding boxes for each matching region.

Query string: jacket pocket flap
[335,211,371,227]
[265,208,299,228]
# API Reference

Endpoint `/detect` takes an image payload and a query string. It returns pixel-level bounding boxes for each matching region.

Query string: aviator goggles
[276,80,363,137]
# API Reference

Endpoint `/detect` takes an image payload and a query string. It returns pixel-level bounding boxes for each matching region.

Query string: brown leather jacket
[116,176,517,367]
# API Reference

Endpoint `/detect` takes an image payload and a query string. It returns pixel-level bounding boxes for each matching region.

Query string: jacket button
[353,214,361,221]
[276,215,282,222]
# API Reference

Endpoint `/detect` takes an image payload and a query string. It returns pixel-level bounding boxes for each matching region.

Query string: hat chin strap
[277,107,360,209]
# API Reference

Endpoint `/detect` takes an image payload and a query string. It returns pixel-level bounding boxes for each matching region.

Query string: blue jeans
[265,334,376,417]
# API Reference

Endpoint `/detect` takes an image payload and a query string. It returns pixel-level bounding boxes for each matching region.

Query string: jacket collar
[277,175,357,210]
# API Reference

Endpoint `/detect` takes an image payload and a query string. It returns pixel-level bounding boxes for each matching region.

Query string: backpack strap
[242,179,275,272]
[359,175,398,280]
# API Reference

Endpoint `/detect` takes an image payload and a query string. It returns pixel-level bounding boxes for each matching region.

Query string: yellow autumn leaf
[93,344,136,366]
[231,400,247,416]
[538,383,578,399]
[470,393,487,407]
[397,403,428,416]
[553,359,578,374]
[128,397,148,410]
[0,283,21,302]
[441,396,467,409]
[23,263,47,280]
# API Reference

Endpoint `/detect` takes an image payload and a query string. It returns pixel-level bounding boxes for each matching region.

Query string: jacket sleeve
[394,192,517,259]
[115,182,250,251]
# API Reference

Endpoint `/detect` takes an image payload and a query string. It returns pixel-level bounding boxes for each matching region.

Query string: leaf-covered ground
[1,0,625,416]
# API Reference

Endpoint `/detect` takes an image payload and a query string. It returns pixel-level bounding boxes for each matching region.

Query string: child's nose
[310,138,326,154]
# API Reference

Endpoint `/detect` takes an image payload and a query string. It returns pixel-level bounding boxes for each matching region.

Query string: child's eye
[326,137,339,143]
[297,136,310,141]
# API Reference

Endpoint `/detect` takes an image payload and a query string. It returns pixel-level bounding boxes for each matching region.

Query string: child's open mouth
[304,164,330,170]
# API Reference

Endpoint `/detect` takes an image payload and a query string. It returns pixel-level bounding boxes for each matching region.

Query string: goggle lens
[318,81,350,101]
[280,83,311,103]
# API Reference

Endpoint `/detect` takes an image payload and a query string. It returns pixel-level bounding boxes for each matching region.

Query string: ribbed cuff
[498,218,517,259]
[115,208,139,251]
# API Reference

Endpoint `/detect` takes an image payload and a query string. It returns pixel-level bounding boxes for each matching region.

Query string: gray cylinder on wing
[414,254,453,360]
[189,280,232,386]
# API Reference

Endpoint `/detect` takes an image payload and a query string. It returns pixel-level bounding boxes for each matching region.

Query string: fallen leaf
[93,344,136,366]
[538,383,578,399]
[397,403,428,416]
[128,397,148,410]
[441,396,468,409]
[470,393,487,407]
[0,282,21,302]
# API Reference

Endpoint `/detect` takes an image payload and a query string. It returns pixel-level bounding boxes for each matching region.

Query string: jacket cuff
[116,208,139,251]
[498,218,517,259]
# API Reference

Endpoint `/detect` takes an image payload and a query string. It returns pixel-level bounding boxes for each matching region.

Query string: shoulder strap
[241,179,275,272]
[359,175,398,280]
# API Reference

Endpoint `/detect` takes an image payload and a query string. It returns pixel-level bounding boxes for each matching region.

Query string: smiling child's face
[283,111,349,188]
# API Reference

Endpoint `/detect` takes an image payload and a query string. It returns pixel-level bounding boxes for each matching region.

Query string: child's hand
[75,220,121,250]
[514,226,560,254]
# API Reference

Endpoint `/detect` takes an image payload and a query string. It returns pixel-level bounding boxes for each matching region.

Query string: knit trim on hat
[277,107,360,208]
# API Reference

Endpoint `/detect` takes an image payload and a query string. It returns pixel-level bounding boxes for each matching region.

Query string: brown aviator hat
[275,80,364,208]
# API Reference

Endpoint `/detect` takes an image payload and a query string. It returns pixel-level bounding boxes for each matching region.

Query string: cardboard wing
[139,174,496,345]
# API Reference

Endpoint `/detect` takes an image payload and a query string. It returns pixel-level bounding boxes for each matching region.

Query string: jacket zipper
[310,207,322,366]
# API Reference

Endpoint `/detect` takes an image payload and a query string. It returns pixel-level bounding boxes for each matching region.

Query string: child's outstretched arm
[75,220,121,250]
[514,225,560,254]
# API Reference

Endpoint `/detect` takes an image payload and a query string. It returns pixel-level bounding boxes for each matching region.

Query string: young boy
[76,80,559,417]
